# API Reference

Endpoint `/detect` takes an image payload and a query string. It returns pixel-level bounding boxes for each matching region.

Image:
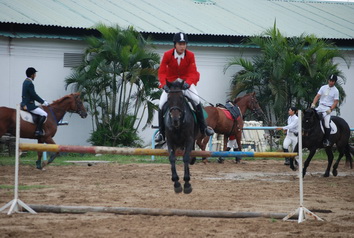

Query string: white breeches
[283,133,297,151]
[30,107,48,117]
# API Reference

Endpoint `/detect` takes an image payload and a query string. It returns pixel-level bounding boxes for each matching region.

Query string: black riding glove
[182,82,190,90]
[163,85,170,93]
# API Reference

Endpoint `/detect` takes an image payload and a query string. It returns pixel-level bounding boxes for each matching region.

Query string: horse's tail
[346,144,353,169]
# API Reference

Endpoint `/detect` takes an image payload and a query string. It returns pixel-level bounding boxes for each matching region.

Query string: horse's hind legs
[332,151,346,176]
[324,147,334,177]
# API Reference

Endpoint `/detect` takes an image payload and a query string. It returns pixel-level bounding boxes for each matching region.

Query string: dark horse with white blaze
[0,93,87,169]
[291,108,353,177]
[164,81,198,194]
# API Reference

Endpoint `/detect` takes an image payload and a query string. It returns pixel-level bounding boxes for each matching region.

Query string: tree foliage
[65,24,161,146]
[225,23,350,126]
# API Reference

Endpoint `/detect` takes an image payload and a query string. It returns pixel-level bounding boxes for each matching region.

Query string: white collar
[174,49,185,59]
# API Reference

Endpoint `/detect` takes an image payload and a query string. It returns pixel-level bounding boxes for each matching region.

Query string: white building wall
[1,37,353,146]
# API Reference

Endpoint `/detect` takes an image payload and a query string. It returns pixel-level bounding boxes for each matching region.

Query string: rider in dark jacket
[21,67,49,137]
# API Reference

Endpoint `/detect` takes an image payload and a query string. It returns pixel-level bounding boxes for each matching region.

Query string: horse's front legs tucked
[324,147,334,177]
[169,149,182,193]
[182,150,192,194]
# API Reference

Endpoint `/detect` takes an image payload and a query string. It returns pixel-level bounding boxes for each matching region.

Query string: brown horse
[196,92,263,162]
[0,92,87,169]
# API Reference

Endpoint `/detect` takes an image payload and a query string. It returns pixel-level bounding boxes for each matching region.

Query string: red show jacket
[158,48,200,88]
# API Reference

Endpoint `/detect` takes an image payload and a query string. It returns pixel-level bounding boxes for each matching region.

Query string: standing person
[155,32,214,142]
[276,107,299,165]
[21,67,49,137]
[311,75,339,147]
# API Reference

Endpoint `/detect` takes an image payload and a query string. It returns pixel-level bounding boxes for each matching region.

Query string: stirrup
[34,130,44,137]
[323,140,331,147]
[155,132,165,143]
[204,126,214,136]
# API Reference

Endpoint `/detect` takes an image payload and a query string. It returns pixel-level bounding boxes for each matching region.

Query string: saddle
[20,109,47,125]
[216,102,241,120]
[316,111,337,134]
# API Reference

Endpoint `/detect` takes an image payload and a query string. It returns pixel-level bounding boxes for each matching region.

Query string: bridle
[67,95,86,117]
[247,96,263,118]
[168,89,186,124]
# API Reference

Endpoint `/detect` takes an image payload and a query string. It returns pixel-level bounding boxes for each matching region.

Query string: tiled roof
[0,0,354,39]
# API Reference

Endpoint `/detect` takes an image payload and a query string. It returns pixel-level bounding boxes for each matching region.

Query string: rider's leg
[35,116,46,137]
[30,107,47,137]
[195,103,214,136]
[155,108,165,142]
[184,85,214,136]
[283,135,292,165]
[323,114,331,147]
[156,92,168,142]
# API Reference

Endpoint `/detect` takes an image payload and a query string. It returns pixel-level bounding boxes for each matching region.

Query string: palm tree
[65,24,161,146]
[225,23,350,125]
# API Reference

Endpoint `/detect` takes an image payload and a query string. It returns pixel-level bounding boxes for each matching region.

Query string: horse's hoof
[183,184,192,194]
[36,160,42,170]
[174,183,182,193]
[190,157,196,165]
[235,158,242,164]
[323,173,330,177]
[202,158,209,164]
[333,170,338,176]
[217,157,224,164]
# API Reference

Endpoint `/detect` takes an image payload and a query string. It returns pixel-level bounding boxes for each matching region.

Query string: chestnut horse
[196,92,263,162]
[0,92,87,169]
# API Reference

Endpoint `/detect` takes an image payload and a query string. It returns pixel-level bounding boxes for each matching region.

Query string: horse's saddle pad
[216,103,241,121]
[320,120,338,134]
[20,110,47,124]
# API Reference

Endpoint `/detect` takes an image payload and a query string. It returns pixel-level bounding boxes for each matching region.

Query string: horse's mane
[234,92,254,104]
[51,93,80,104]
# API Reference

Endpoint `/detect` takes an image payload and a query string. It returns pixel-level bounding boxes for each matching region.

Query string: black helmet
[329,74,337,82]
[173,32,188,43]
[26,67,37,77]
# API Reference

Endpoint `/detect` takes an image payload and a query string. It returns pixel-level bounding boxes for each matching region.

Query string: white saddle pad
[320,120,337,134]
[20,110,35,124]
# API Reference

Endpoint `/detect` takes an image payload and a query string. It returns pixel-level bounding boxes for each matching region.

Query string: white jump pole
[0,104,36,215]
[283,110,323,223]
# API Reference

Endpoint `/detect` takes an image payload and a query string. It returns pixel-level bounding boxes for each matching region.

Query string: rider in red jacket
[155,32,214,142]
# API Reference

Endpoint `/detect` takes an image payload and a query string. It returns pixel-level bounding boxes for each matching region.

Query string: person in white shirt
[311,75,339,147]
[277,107,298,165]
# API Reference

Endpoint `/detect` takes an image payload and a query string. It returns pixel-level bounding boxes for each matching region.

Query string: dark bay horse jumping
[0,92,87,170]
[164,81,198,194]
[291,108,353,177]
[196,92,263,162]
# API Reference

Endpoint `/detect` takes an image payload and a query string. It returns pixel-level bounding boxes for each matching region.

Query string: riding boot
[323,128,331,147]
[34,116,46,137]
[283,148,290,165]
[195,103,214,136]
[155,109,165,143]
